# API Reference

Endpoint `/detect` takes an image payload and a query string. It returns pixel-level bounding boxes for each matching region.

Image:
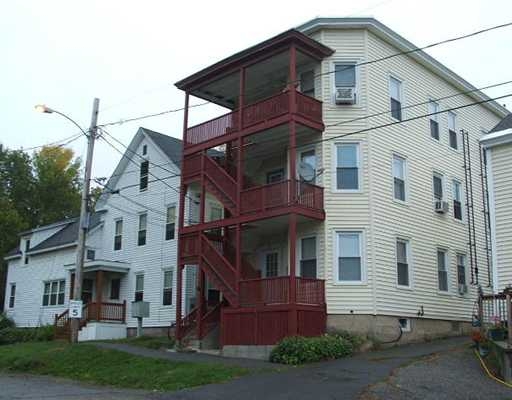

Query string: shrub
[0,326,55,345]
[270,334,356,365]
[0,313,15,330]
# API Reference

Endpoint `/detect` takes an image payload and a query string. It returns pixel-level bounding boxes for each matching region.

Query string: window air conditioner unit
[335,87,356,105]
[434,200,449,214]
[458,284,468,295]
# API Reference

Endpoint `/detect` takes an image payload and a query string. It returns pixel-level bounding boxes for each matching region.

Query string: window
[24,239,30,264]
[266,169,284,184]
[110,278,120,300]
[265,252,279,277]
[389,77,402,120]
[448,112,457,149]
[42,280,65,306]
[335,143,359,190]
[337,232,363,282]
[210,206,223,221]
[138,213,147,246]
[165,206,176,240]
[142,144,147,156]
[86,249,95,260]
[437,249,449,292]
[398,318,411,332]
[300,70,315,97]
[134,274,144,301]
[457,254,466,286]
[429,101,440,140]
[300,237,317,278]
[433,173,444,201]
[8,284,15,308]
[163,270,173,306]
[114,219,123,250]
[396,239,410,287]
[392,155,406,201]
[334,63,356,88]
[453,180,463,220]
[139,160,149,191]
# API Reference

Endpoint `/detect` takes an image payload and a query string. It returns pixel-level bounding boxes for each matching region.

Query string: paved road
[2,337,509,400]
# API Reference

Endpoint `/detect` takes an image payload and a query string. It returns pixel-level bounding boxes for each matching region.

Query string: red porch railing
[239,276,290,307]
[296,278,325,305]
[184,90,323,148]
[240,180,324,215]
[87,301,126,322]
[203,154,237,204]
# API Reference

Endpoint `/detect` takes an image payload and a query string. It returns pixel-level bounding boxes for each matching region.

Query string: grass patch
[109,335,175,350]
[0,341,247,392]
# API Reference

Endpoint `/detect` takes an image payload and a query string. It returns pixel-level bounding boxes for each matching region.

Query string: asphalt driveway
[2,337,509,400]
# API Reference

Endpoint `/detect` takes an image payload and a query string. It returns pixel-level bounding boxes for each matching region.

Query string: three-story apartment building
[174,17,508,351]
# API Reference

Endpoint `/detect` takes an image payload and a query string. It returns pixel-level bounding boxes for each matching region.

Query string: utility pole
[70,98,100,343]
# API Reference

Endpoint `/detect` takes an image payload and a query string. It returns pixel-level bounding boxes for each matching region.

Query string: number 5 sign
[69,300,83,319]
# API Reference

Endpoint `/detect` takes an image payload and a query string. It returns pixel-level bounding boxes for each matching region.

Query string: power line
[16,132,84,152]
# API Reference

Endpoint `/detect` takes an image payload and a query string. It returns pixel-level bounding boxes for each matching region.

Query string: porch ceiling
[64,260,130,274]
[175,29,334,108]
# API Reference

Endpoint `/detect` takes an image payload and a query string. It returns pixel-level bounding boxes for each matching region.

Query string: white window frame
[297,235,318,278]
[334,230,366,285]
[114,218,123,251]
[162,269,173,306]
[388,74,404,121]
[437,248,450,294]
[392,154,408,203]
[263,249,280,278]
[448,111,458,150]
[433,172,445,202]
[139,160,149,192]
[332,61,359,106]
[165,205,176,240]
[332,142,361,193]
[428,100,440,141]
[134,273,144,302]
[452,179,464,222]
[395,238,413,289]
[42,279,66,307]
[456,253,467,288]
[137,213,147,246]
[8,283,16,308]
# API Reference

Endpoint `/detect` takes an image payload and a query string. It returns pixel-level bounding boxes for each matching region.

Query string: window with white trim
[24,238,30,265]
[433,173,444,201]
[389,77,402,120]
[165,206,176,240]
[8,284,15,308]
[139,160,149,191]
[138,213,147,246]
[335,143,359,190]
[437,249,449,292]
[457,254,466,286]
[337,232,363,282]
[300,237,317,278]
[163,270,173,306]
[300,70,315,97]
[134,274,144,301]
[142,144,147,156]
[452,180,463,220]
[334,63,356,90]
[114,219,123,251]
[392,155,406,201]
[429,101,440,140]
[265,252,279,277]
[448,112,457,149]
[110,278,120,300]
[42,280,65,306]
[396,239,410,287]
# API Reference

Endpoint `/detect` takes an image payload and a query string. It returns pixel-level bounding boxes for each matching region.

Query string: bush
[0,313,15,330]
[0,326,55,345]
[270,334,357,365]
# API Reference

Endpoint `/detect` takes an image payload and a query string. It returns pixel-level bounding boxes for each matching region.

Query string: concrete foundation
[222,345,276,360]
[126,326,173,338]
[78,322,127,342]
[327,314,472,345]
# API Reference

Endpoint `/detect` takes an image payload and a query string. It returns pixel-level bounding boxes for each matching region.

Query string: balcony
[184,90,323,153]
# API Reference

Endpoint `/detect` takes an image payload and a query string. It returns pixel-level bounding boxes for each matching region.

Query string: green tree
[32,146,82,226]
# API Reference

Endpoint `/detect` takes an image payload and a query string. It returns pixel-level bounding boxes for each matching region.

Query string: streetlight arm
[50,109,89,137]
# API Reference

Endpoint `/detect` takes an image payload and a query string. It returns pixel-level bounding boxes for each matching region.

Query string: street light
[34,99,100,343]
[35,104,88,137]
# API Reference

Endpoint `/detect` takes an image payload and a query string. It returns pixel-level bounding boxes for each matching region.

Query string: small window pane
[115,220,123,235]
[301,70,315,96]
[430,120,440,140]
[433,175,443,200]
[337,145,357,167]
[335,64,356,87]
[339,234,360,257]
[110,278,120,300]
[135,275,144,292]
[390,77,401,100]
[396,241,407,264]
[393,156,405,179]
[339,258,362,281]
[301,237,316,260]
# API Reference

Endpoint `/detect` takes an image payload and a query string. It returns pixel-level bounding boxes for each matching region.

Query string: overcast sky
[2,0,511,180]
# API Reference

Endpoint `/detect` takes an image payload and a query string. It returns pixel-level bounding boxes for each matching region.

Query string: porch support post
[289,45,297,113]
[235,223,241,300]
[197,268,205,339]
[176,264,183,340]
[199,151,206,224]
[237,67,246,212]
[289,213,298,336]
[95,270,103,321]
[70,272,75,299]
